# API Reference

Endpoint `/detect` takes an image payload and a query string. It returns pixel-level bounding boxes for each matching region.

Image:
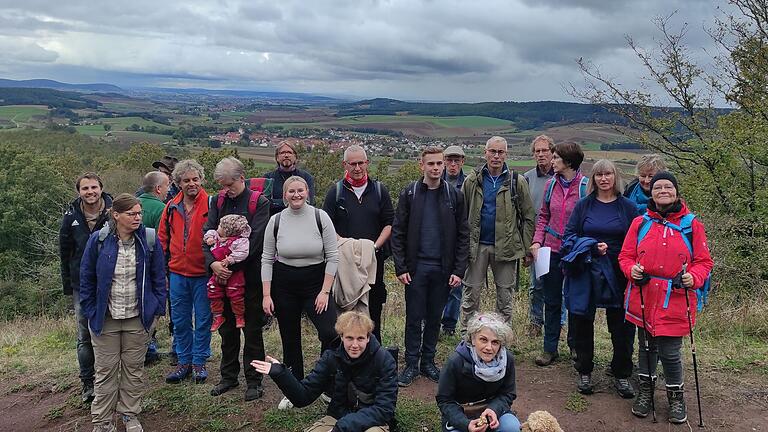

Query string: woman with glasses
[79,193,167,432]
[560,160,639,397]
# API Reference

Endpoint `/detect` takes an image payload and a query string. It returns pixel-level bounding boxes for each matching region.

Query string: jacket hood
[337,333,382,367]
[67,192,114,214]
[455,340,474,363]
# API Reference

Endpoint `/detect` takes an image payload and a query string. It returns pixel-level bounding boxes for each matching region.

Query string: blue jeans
[72,290,95,383]
[443,413,520,431]
[531,265,567,327]
[441,284,462,331]
[170,273,211,365]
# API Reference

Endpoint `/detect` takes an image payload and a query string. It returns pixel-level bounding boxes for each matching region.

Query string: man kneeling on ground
[252,311,397,432]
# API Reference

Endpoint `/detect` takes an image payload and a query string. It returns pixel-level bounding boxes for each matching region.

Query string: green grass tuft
[564,392,590,413]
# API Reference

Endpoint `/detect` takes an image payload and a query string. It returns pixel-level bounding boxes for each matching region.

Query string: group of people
[59,135,712,432]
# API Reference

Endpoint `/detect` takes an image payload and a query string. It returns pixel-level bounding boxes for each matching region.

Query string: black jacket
[269,336,398,432]
[59,194,113,295]
[391,180,469,277]
[322,179,394,242]
[263,168,315,215]
[202,188,270,288]
[436,342,517,432]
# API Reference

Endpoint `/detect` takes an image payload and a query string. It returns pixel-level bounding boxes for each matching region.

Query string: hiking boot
[81,380,95,404]
[210,381,239,396]
[420,361,441,383]
[210,315,226,332]
[398,364,419,387]
[666,384,687,424]
[577,374,593,395]
[277,395,294,409]
[92,422,116,432]
[192,364,208,384]
[165,364,192,384]
[320,392,332,404]
[244,384,264,401]
[168,351,178,366]
[527,323,542,338]
[122,415,143,432]
[632,374,656,418]
[614,378,636,399]
[534,351,559,367]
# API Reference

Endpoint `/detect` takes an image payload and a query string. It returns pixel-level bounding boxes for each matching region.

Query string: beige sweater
[333,237,377,312]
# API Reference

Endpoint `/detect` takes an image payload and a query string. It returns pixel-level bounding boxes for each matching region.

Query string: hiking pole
[636,278,657,423]
[681,263,704,428]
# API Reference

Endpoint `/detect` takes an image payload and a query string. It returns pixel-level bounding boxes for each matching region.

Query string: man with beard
[263,140,315,215]
[159,160,213,385]
[59,172,112,404]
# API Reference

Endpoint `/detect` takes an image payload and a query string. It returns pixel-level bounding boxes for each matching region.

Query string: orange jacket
[158,189,209,277]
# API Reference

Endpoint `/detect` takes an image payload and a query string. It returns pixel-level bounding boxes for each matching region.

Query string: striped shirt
[109,236,139,319]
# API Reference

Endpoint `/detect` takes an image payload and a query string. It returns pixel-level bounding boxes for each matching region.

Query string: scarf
[344,171,368,188]
[557,170,580,190]
[648,199,683,218]
[468,345,507,383]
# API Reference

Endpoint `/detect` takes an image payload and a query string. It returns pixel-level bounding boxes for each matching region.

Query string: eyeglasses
[486,149,507,156]
[124,211,143,218]
[278,150,296,156]
[445,158,463,164]
[345,161,367,167]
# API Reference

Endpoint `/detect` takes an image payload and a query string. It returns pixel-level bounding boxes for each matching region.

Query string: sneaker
[614,378,636,399]
[577,374,593,395]
[420,361,441,383]
[192,365,208,384]
[81,381,95,404]
[666,384,687,424]
[210,315,226,332]
[121,415,143,432]
[277,395,294,409]
[534,351,559,367]
[92,422,116,432]
[245,384,264,401]
[210,381,239,396]
[165,364,192,384]
[397,364,419,387]
[168,351,179,366]
[631,374,656,418]
[320,392,332,404]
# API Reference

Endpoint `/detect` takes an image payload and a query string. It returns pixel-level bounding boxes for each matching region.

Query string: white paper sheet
[535,246,551,278]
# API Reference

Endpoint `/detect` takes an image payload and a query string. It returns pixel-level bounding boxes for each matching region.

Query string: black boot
[81,380,95,404]
[632,374,656,418]
[666,384,687,424]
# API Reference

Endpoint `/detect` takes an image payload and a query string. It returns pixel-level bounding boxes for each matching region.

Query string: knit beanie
[649,171,678,192]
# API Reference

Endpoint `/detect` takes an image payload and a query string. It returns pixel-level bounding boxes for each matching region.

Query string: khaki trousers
[461,244,518,330]
[89,315,151,425]
[305,415,389,432]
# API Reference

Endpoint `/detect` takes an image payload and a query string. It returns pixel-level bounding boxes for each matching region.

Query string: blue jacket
[79,225,167,335]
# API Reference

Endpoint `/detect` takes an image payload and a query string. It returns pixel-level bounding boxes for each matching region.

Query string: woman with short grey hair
[624,154,667,212]
[436,312,520,432]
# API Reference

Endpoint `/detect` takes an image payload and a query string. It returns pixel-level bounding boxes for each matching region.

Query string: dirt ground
[4,353,766,432]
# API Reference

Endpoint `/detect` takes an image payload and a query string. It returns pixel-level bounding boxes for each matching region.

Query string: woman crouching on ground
[436,312,520,432]
[619,171,714,424]
[252,311,398,431]
[79,193,167,432]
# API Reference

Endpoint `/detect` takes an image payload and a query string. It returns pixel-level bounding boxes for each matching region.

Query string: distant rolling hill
[0,78,122,93]
[0,88,100,109]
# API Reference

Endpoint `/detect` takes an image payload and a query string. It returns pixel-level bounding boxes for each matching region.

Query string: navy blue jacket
[269,336,397,432]
[79,225,167,335]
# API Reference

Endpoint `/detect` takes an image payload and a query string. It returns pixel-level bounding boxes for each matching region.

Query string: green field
[75,116,174,136]
[265,114,513,130]
[0,105,49,124]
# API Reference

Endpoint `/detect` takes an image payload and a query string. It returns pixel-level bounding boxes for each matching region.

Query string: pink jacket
[532,173,586,253]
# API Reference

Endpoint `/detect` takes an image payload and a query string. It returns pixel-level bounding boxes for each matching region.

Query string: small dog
[520,410,564,432]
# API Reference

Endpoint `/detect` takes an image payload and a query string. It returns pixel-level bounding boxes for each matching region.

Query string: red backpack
[212,178,274,215]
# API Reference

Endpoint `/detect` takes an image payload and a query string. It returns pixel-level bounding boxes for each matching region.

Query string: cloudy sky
[0,0,724,102]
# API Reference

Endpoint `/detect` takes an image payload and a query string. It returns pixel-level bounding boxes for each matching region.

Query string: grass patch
[564,392,589,413]
[44,405,64,420]
[263,401,325,431]
[396,397,441,431]
[0,105,49,123]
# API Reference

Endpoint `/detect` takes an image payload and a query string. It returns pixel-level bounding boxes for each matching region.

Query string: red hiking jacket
[158,189,209,277]
[618,201,714,337]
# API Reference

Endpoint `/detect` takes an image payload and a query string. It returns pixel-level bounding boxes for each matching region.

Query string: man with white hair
[323,145,394,343]
[461,136,535,331]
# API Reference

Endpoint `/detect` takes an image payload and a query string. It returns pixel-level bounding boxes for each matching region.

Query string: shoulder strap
[544,178,556,205]
[145,228,156,252]
[247,190,261,215]
[335,180,344,207]
[273,213,281,241]
[578,176,589,199]
[375,180,382,202]
[314,208,323,235]
[216,190,226,211]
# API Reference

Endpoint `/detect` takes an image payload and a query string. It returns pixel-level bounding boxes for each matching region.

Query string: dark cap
[152,155,179,172]
[649,171,678,192]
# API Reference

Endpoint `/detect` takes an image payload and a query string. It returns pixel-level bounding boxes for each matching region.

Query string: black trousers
[571,307,635,378]
[369,251,387,344]
[218,279,265,388]
[404,261,450,366]
[273,262,339,380]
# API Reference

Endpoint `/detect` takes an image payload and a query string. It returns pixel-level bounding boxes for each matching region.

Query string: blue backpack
[636,213,712,311]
